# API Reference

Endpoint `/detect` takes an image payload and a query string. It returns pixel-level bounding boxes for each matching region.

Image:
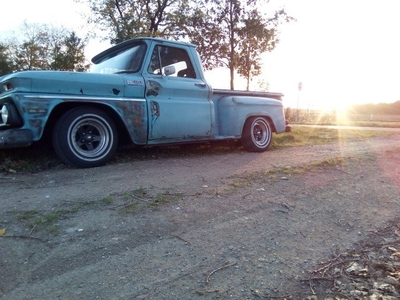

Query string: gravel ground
[1,133,400,299]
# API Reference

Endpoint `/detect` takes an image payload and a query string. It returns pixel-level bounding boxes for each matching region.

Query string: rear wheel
[53,106,118,168]
[241,116,272,152]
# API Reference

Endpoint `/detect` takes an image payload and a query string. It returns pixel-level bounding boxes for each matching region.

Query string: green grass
[14,200,107,233]
[272,126,397,148]
[228,157,349,186]
[15,209,63,233]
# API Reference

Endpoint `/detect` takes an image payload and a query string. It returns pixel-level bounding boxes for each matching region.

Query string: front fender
[6,93,148,145]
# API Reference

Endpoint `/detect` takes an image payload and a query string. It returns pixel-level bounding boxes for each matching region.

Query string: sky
[1,0,400,110]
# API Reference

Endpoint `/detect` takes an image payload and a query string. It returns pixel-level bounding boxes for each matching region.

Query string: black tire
[53,106,118,168]
[241,116,272,152]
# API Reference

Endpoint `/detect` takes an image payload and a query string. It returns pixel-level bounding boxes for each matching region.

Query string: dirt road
[1,134,400,299]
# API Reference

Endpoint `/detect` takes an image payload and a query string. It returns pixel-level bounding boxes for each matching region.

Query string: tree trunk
[230,66,235,90]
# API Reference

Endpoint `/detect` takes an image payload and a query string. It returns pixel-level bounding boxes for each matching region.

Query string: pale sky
[1,0,400,110]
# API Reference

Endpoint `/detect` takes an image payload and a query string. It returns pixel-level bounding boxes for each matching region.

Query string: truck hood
[0,71,127,97]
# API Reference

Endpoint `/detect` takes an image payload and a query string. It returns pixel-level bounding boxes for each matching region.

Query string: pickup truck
[0,37,291,168]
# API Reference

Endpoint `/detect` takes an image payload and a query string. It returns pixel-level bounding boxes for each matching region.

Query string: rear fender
[216,96,284,136]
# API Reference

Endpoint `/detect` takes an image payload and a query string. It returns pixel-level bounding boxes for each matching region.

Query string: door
[143,44,212,142]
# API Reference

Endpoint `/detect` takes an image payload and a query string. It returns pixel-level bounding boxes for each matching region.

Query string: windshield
[90,43,147,74]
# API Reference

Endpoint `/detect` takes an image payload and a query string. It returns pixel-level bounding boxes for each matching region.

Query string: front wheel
[53,106,118,168]
[241,117,272,152]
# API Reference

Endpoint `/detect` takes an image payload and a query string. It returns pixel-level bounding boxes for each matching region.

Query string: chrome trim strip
[24,94,146,102]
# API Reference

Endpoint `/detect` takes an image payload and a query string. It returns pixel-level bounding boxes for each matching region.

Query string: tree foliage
[187,0,294,90]
[0,43,14,76]
[76,0,190,43]
[0,22,88,74]
[237,9,275,90]
[50,32,88,71]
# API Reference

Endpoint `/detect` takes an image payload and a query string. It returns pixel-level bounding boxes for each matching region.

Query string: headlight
[0,104,8,125]
[0,103,23,127]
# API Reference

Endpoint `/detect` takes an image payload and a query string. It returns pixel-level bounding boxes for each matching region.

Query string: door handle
[195,83,207,88]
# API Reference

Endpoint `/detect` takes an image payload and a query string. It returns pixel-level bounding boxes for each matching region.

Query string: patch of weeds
[268,173,277,180]
[102,196,115,204]
[280,166,297,176]
[133,187,146,197]
[71,203,85,213]
[148,193,180,208]
[123,192,131,200]
[229,157,352,187]
[230,181,248,188]
[121,202,139,214]
[214,187,233,197]
[268,157,349,179]
[314,157,346,167]
[119,187,146,214]
[119,188,182,213]
[16,209,38,221]
[70,200,101,213]
[121,189,179,214]
[13,198,114,233]
[15,210,63,233]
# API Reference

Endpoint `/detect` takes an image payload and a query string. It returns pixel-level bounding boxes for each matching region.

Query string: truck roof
[92,37,196,63]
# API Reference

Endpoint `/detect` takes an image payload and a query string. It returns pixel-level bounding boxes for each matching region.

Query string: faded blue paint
[0,37,289,152]
[1,71,127,97]
[113,99,148,144]
[5,94,63,140]
[216,96,287,136]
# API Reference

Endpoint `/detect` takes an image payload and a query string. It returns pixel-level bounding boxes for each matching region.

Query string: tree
[50,32,89,71]
[1,22,89,72]
[76,0,190,43]
[237,9,276,90]
[0,43,14,76]
[14,23,50,70]
[187,0,294,90]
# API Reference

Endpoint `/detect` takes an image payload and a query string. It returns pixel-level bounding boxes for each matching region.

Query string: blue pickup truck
[0,37,290,168]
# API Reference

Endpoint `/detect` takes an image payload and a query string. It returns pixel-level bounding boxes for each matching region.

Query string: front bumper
[0,129,33,148]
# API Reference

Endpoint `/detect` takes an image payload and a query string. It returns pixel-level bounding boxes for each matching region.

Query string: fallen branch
[300,275,340,282]
[0,234,45,242]
[206,261,237,284]
[170,234,192,246]
[29,224,37,235]
[195,289,220,295]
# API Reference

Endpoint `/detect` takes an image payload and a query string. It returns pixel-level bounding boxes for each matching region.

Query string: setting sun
[260,0,400,111]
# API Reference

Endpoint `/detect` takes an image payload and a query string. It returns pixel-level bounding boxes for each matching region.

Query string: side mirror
[163,65,176,76]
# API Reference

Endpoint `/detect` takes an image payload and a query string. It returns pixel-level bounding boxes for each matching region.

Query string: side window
[148,46,161,74]
[147,45,196,78]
